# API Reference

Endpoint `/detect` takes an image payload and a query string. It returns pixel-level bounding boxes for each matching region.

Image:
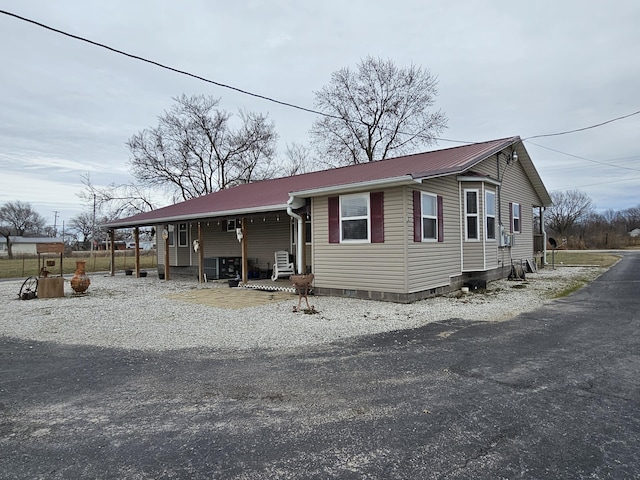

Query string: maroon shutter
[509,202,513,233]
[328,196,340,243]
[221,220,227,232]
[370,192,384,243]
[437,195,444,242]
[413,190,422,242]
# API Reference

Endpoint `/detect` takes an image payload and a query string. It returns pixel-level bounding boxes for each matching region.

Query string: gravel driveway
[1,266,604,351]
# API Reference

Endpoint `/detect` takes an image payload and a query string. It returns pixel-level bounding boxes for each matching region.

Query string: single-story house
[0,236,62,257]
[629,228,640,238]
[104,136,552,303]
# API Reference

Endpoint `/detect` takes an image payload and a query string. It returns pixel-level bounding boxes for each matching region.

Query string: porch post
[197,222,204,283]
[109,229,115,276]
[134,226,140,277]
[241,217,248,284]
[163,224,170,280]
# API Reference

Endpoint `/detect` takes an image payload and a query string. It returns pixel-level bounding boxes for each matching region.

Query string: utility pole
[53,211,59,238]
[91,193,96,252]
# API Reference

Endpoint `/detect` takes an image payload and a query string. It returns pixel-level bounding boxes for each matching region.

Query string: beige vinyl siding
[200,216,291,271]
[461,182,485,271]
[407,177,462,293]
[245,215,293,271]
[473,152,545,266]
[499,160,539,263]
[157,216,292,271]
[313,187,407,293]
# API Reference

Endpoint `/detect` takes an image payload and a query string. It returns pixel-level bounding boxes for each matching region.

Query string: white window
[486,191,496,240]
[421,193,438,241]
[168,224,175,247]
[292,217,312,244]
[512,203,521,233]
[178,223,188,247]
[340,193,369,242]
[465,189,479,241]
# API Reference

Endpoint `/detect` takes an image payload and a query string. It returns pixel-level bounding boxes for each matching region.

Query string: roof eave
[290,175,415,198]
[102,204,287,229]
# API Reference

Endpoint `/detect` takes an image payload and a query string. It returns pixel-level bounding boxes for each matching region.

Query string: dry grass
[550,251,620,267]
[0,251,157,279]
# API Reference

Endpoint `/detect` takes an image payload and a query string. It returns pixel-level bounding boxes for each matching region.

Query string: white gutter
[290,175,414,197]
[287,195,306,274]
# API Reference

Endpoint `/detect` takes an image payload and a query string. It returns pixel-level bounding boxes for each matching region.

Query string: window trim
[340,193,370,243]
[464,189,480,241]
[485,190,496,241]
[178,223,188,247]
[421,192,438,242]
[512,202,521,234]
[167,224,175,247]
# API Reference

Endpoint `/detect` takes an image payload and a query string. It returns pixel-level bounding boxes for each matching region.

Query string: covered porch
[104,203,312,289]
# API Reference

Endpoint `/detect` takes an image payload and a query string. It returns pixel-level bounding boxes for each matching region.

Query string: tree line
[545,190,640,249]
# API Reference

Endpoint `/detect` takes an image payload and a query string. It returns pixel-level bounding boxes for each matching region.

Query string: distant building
[629,228,640,238]
[0,236,62,256]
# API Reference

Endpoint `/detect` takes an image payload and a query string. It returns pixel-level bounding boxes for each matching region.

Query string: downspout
[287,195,306,274]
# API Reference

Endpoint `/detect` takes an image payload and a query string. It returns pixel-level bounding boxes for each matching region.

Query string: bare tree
[546,190,593,237]
[621,205,640,232]
[127,94,278,200]
[77,173,157,220]
[68,211,95,249]
[310,56,448,166]
[277,142,317,177]
[0,201,46,257]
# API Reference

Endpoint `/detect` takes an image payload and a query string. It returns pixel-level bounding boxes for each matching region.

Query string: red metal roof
[106,137,522,227]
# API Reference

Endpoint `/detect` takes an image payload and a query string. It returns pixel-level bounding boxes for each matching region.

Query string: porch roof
[105,136,550,228]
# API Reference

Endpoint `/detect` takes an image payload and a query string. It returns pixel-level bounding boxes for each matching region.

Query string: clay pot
[71,260,91,294]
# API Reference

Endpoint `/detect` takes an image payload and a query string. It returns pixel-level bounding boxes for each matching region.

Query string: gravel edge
[1,266,604,352]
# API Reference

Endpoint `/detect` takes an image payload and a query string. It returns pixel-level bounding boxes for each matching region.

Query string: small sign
[36,243,65,254]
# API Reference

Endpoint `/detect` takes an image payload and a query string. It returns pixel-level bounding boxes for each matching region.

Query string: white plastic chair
[271,250,295,281]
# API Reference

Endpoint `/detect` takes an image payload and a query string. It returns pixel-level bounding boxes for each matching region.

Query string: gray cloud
[1,0,639,229]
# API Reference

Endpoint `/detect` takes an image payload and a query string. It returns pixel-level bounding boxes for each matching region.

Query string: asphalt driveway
[1,252,639,479]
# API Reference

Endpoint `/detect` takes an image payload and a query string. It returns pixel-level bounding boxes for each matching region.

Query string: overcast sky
[1,0,639,231]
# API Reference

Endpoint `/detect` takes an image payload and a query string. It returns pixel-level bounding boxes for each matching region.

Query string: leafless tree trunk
[546,190,593,238]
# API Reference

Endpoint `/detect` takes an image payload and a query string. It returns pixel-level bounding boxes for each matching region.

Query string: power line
[0,9,338,120]
[2,8,640,150]
[524,140,640,173]
[524,109,640,140]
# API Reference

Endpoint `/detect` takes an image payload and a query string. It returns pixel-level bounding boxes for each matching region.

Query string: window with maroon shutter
[370,192,384,243]
[328,196,340,243]
[437,195,444,242]
[509,202,513,233]
[328,192,384,243]
[413,190,422,242]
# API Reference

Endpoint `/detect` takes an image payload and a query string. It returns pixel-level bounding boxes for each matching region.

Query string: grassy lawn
[550,251,620,268]
[0,252,157,279]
